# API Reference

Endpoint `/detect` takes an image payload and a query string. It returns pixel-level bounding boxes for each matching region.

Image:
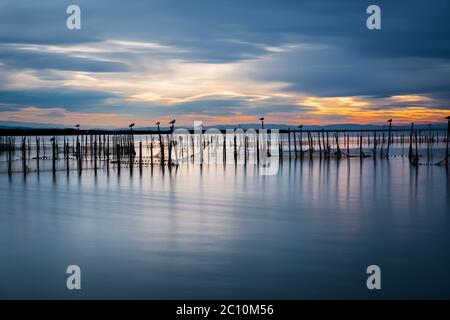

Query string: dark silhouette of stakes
[2,118,450,175]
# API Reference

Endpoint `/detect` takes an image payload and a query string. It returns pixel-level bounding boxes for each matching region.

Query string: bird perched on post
[169,119,176,132]
[155,122,161,140]
[259,117,265,129]
[125,123,136,155]
[387,119,392,123]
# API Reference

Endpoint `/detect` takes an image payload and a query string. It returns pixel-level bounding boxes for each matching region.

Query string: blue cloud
[0,47,129,72]
[0,88,118,111]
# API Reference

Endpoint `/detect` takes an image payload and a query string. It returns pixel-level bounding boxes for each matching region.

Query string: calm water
[0,158,449,299]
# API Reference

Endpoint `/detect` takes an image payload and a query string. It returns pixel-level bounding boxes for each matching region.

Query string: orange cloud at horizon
[294,96,450,125]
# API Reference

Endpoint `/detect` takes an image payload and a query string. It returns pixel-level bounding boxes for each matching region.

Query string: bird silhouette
[169,119,176,125]
[387,119,392,123]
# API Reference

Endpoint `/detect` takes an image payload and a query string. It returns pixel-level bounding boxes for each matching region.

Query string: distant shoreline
[0,125,448,136]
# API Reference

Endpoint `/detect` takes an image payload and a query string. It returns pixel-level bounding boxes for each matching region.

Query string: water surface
[0,158,449,299]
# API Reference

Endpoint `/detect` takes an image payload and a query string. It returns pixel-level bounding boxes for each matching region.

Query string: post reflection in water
[0,158,449,299]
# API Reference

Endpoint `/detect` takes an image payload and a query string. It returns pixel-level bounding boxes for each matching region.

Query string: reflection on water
[0,158,449,299]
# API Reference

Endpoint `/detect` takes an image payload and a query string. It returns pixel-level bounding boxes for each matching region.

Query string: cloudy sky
[0,0,449,127]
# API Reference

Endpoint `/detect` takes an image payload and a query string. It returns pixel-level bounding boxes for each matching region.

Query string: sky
[0,0,449,127]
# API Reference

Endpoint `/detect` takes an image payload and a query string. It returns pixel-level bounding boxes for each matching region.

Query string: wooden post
[317,132,322,158]
[89,135,93,160]
[223,135,226,164]
[293,130,298,158]
[446,118,450,165]
[116,143,121,173]
[234,133,237,164]
[150,138,154,165]
[387,121,392,157]
[427,125,431,163]
[279,134,283,160]
[244,135,248,165]
[346,133,349,156]
[380,132,385,158]
[335,132,341,159]
[66,139,69,174]
[8,138,12,175]
[139,141,143,171]
[287,128,291,159]
[168,135,173,167]
[77,138,81,172]
[299,128,303,159]
[20,137,26,174]
[408,122,414,160]
[52,138,56,174]
[373,131,377,158]
[94,139,98,174]
[414,130,419,164]
[36,137,40,173]
[160,136,165,166]
[359,134,363,158]
[129,140,133,172]
[99,135,102,159]
[106,135,110,171]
